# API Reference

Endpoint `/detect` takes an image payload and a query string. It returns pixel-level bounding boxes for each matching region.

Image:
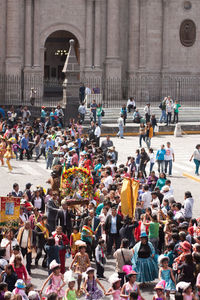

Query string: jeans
[97,115,102,127]
[107,233,121,255]
[165,159,173,175]
[150,162,154,173]
[157,160,165,173]
[146,137,151,149]
[118,125,124,138]
[194,159,200,175]
[173,112,179,123]
[167,112,172,125]
[139,135,146,147]
[159,110,167,123]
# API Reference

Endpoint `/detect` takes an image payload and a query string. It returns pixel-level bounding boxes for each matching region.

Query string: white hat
[75,240,86,247]
[49,260,60,270]
[64,270,76,283]
[158,254,169,266]
[28,291,40,300]
[109,273,121,285]
[176,281,191,292]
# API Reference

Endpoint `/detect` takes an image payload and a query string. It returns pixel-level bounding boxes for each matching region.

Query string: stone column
[5,0,21,75]
[162,0,169,70]
[33,0,41,68]
[24,0,32,68]
[128,0,139,75]
[139,0,147,69]
[105,0,121,78]
[85,0,93,69]
[94,0,101,69]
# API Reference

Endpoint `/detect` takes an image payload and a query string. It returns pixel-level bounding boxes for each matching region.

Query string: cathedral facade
[0,0,199,103]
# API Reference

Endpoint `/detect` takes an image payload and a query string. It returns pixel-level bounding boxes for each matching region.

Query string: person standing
[94,123,101,147]
[96,104,103,127]
[17,221,32,275]
[183,191,194,221]
[156,145,166,173]
[57,200,75,239]
[144,103,151,123]
[173,100,181,123]
[166,96,173,126]
[117,114,124,139]
[34,215,49,267]
[190,144,200,175]
[90,100,97,123]
[121,105,127,126]
[159,97,167,124]
[139,148,149,177]
[20,133,30,160]
[78,103,86,123]
[46,191,60,233]
[41,106,47,124]
[164,142,175,176]
[105,206,122,257]
[139,123,146,148]
[79,83,85,104]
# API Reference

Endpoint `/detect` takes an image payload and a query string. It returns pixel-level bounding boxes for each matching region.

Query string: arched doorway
[44,30,80,81]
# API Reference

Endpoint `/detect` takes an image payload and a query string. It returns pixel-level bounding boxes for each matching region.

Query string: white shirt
[104,175,113,189]
[144,105,150,114]
[149,153,155,164]
[127,99,136,107]
[193,149,200,160]
[20,229,29,248]
[164,147,174,161]
[142,191,152,209]
[85,87,91,95]
[95,126,101,138]
[161,185,174,195]
[117,117,123,126]
[151,198,160,209]
[34,197,42,209]
[174,210,184,221]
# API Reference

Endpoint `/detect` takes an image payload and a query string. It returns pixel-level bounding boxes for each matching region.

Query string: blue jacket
[156,149,166,161]
[21,137,29,149]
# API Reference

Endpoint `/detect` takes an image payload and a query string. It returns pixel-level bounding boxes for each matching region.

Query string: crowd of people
[0,103,199,300]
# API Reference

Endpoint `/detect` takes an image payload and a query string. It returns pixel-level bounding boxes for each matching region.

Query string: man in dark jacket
[105,206,122,257]
[11,183,23,197]
[46,192,59,233]
[34,215,49,267]
[57,199,75,239]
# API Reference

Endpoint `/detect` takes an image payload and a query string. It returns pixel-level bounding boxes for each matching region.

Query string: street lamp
[62,39,74,107]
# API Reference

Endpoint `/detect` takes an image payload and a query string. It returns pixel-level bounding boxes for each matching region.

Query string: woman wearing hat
[0,136,6,166]
[131,232,158,283]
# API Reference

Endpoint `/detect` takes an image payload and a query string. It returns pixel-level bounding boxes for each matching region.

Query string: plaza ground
[0,134,199,298]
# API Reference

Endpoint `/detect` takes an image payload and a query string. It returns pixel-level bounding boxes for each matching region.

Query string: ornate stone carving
[180,19,196,47]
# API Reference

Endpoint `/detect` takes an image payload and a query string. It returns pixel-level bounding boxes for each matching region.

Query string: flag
[60,161,66,187]
[121,178,139,218]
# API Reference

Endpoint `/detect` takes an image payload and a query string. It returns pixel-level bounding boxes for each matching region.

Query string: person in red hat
[173,240,191,268]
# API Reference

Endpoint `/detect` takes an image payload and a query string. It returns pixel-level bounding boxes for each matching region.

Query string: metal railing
[0,74,200,108]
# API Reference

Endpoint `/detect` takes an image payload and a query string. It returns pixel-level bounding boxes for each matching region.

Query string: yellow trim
[182,172,200,183]
[99,130,200,137]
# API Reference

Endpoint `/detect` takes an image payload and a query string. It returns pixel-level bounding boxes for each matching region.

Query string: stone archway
[44,30,80,81]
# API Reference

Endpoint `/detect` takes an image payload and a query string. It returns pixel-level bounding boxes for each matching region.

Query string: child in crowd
[12,280,28,300]
[46,148,53,169]
[70,227,81,258]
[64,270,78,300]
[82,267,106,300]
[164,243,175,267]
[95,239,106,279]
[40,260,65,300]
[153,281,166,300]
[106,273,121,300]
[121,271,144,300]
[70,243,90,293]
[158,255,176,297]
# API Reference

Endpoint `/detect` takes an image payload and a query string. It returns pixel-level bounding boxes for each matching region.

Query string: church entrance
[43,30,80,104]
